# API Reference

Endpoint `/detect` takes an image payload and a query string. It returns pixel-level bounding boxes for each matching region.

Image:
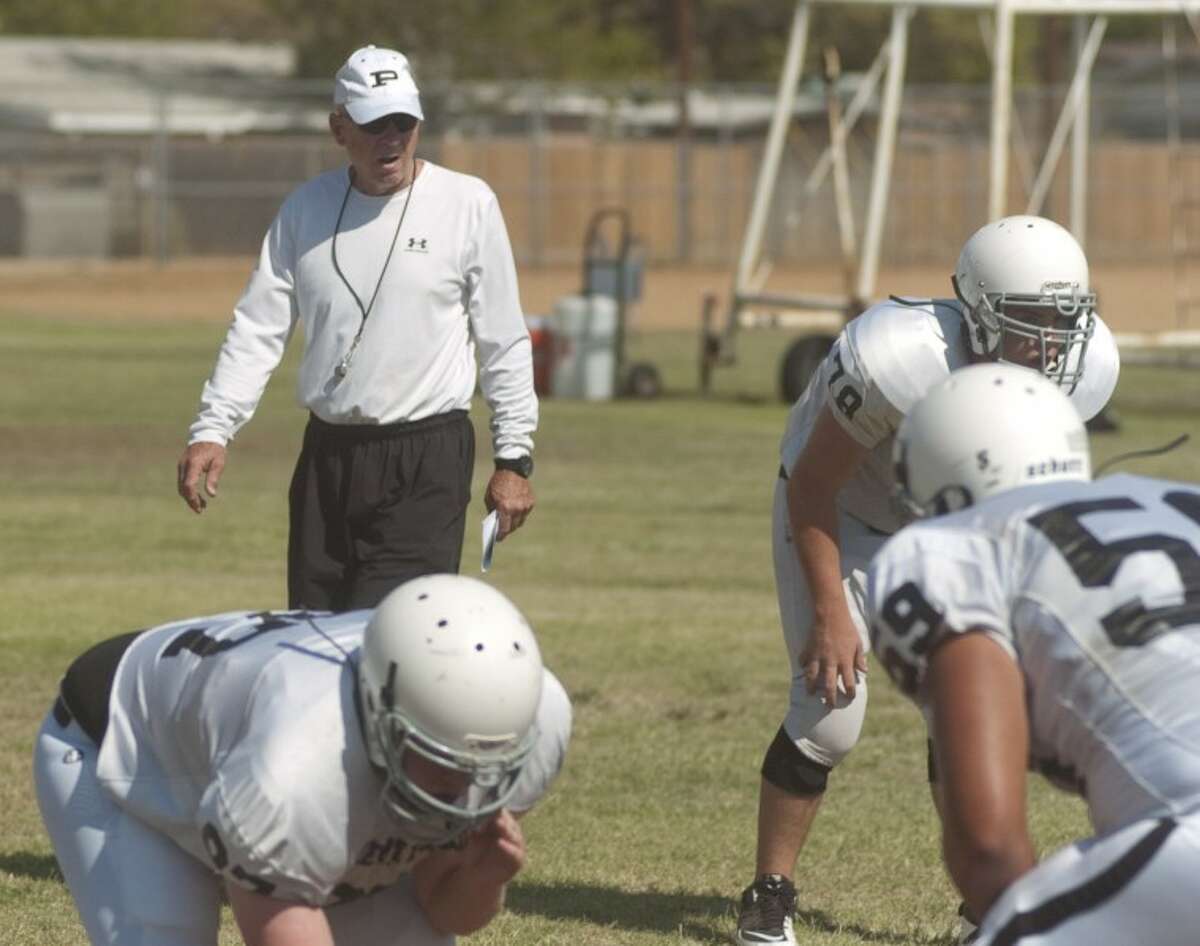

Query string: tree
[0,0,1168,85]
[0,0,186,36]
[264,0,662,81]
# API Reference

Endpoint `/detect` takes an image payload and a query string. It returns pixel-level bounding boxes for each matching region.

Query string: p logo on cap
[334,45,424,125]
[370,69,401,88]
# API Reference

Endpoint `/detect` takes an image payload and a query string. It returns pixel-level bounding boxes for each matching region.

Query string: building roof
[0,36,865,138]
[0,36,327,136]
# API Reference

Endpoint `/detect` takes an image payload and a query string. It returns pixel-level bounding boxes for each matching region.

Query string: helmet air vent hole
[437,619,448,628]
[418,593,429,600]
[475,643,485,652]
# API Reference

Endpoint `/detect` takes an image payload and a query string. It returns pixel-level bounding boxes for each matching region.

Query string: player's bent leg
[738,718,864,946]
[749,697,868,876]
[755,727,830,877]
[34,706,221,945]
[770,477,872,773]
[325,875,453,945]
[974,814,1198,946]
[737,481,874,946]
[736,734,829,946]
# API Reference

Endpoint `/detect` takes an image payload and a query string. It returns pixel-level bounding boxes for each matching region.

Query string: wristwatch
[494,455,534,478]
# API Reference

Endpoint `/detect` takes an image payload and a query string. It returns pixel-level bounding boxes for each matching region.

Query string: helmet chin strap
[951,274,1000,358]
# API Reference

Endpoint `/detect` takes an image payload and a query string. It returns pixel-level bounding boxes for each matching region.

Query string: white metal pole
[154,89,171,265]
[1026,16,1106,216]
[1070,15,1093,241]
[805,41,890,194]
[734,0,810,293]
[977,11,1036,191]
[857,5,911,301]
[989,0,1015,220]
[529,84,547,265]
[824,47,859,284]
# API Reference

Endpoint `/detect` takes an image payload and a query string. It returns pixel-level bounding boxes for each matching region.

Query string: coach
[177,45,537,612]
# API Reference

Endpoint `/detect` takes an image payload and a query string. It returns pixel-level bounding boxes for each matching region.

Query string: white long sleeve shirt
[188,162,537,459]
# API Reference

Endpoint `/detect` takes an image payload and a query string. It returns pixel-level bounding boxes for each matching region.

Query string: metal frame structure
[714,0,1200,380]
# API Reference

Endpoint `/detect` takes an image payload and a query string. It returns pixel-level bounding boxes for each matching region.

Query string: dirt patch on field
[0,257,1188,337]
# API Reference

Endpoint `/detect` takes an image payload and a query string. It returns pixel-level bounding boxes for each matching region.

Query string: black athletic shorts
[287,410,475,612]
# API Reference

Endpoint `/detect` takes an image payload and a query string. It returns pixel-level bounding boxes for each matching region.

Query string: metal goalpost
[703,0,1200,397]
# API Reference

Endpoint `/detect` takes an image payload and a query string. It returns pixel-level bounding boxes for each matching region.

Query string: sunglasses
[355,113,419,135]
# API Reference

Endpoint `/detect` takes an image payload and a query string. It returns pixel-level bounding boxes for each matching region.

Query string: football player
[866,363,1200,945]
[34,574,571,946]
[736,216,1121,946]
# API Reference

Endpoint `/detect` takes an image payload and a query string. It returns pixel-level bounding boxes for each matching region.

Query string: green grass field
[2,316,1198,945]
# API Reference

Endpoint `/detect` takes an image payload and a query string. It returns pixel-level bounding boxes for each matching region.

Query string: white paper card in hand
[481,510,500,572]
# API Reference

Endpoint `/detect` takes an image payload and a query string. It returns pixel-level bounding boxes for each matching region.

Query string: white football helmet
[953,215,1097,393]
[358,574,543,845]
[894,363,1091,519]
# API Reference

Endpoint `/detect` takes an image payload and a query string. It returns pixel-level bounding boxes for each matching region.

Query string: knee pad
[761,725,830,797]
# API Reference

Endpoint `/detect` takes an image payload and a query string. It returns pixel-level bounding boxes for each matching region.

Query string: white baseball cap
[334,45,424,124]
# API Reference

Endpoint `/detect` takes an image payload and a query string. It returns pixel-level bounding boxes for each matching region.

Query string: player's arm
[927,631,1036,921]
[787,402,872,705]
[225,883,335,946]
[411,809,526,935]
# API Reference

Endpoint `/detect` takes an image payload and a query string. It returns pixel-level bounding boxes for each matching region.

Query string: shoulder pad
[843,298,965,416]
[1069,316,1120,422]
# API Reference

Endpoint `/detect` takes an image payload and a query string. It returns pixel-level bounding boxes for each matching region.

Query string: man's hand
[485,471,534,540]
[800,612,868,708]
[460,810,526,887]
[414,809,527,936]
[177,442,227,514]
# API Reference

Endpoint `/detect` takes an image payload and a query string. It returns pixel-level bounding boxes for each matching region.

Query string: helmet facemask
[954,276,1096,394]
[372,705,537,847]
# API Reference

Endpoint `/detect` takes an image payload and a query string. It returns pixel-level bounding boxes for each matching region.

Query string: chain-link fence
[1,75,1197,267]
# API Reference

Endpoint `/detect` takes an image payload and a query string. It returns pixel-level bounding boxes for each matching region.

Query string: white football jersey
[779,298,1120,535]
[95,609,571,906]
[866,474,1200,834]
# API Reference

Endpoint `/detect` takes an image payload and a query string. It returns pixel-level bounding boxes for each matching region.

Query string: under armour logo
[406,237,428,252]
[369,69,400,87]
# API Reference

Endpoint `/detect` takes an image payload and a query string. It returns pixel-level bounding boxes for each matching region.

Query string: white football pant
[33,708,453,946]
[772,477,886,769]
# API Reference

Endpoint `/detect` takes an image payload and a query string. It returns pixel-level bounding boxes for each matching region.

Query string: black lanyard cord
[330,161,417,378]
